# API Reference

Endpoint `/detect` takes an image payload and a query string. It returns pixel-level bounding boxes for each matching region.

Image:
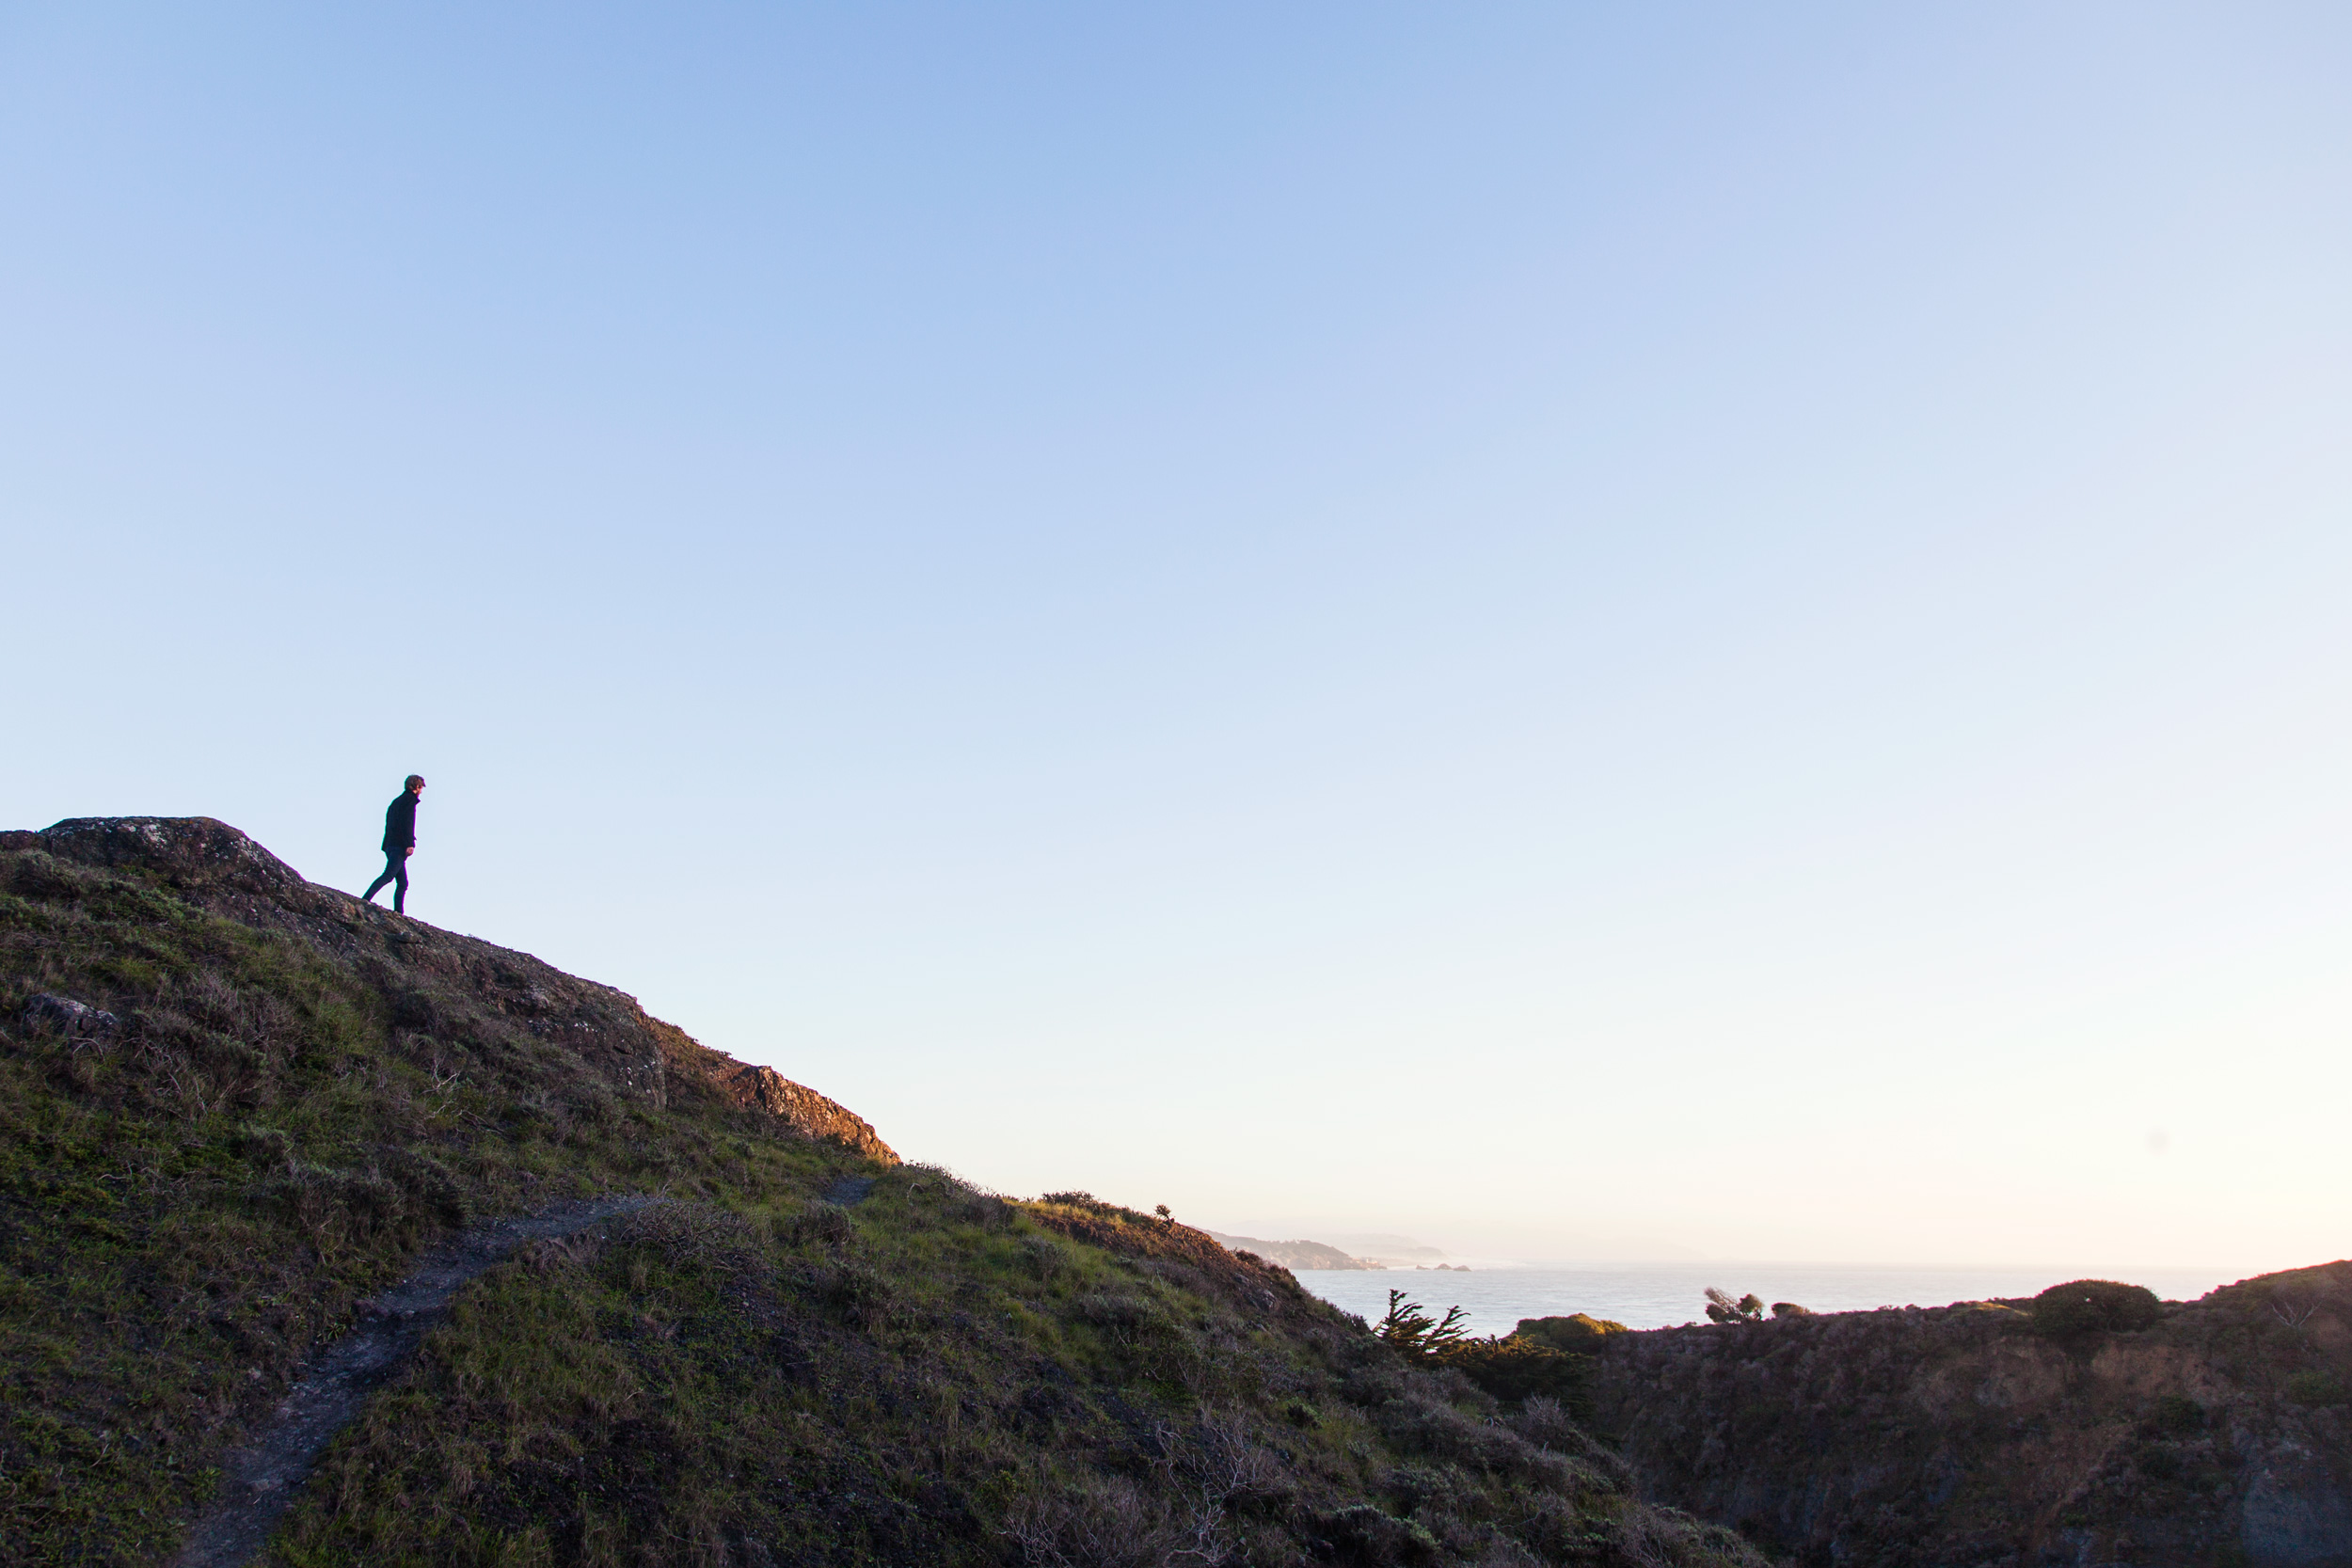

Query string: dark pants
[364,850,410,912]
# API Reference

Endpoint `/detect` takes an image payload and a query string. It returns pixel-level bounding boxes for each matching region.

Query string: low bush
[1513,1313,1629,1351]
[781,1199,855,1251]
[1019,1233,1068,1280]
[815,1259,895,1327]
[1438,1337,1587,1406]
[2030,1280,2162,1337]
[2284,1370,2348,1406]
[1319,1503,1440,1566]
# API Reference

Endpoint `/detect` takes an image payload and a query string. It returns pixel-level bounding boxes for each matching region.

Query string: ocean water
[1291,1261,2248,1336]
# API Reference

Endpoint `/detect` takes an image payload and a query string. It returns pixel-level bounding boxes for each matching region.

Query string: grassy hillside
[0,819,1759,1568]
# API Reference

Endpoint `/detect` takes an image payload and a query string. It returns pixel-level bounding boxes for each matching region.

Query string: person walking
[361,775,426,913]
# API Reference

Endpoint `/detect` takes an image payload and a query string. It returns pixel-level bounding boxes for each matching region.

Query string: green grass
[0,841,1761,1568]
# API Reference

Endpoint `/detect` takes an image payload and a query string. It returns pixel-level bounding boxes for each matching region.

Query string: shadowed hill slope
[1,817,1759,1568]
[1585,1270,2352,1567]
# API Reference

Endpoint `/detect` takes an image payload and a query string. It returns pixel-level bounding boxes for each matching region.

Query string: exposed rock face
[5,816,306,896]
[715,1065,897,1165]
[1586,1262,2352,1567]
[8,816,894,1162]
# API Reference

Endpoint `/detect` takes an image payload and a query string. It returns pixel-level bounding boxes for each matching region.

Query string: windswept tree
[1376,1290,1472,1356]
[1704,1288,1766,1324]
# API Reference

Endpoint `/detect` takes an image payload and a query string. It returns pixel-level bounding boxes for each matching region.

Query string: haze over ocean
[1294,1263,2251,1338]
[6,5,2349,1273]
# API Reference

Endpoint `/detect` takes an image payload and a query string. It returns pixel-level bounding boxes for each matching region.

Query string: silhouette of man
[361,775,426,913]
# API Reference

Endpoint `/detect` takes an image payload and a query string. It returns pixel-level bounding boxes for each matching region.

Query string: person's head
[405,774,426,795]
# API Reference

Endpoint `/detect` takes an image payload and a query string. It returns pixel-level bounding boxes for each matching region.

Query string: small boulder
[22,993,120,1040]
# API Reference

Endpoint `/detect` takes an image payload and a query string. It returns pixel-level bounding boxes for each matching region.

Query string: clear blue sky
[7,3,2348,1271]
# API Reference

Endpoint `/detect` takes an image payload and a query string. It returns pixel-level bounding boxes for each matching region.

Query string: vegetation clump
[1359,1299,1597,1412]
[2029,1279,2163,1338]
[1437,1337,1586,1407]
[2284,1370,2348,1406]
[1513,1313,1629,1351]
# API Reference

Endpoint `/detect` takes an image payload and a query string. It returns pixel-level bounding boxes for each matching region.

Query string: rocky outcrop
[4,816,307,896]
[712,1064,897,1165]
[6,816,894,1162]
[1586,1262,2352,1567]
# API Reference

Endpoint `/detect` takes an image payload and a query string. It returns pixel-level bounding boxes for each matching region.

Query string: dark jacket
[382,791,419,853]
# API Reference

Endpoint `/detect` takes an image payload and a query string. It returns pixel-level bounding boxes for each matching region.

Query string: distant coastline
[1201,1230,1380,1271]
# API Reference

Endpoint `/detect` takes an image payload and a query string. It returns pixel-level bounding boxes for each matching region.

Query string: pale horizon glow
[6,4,2349,1276]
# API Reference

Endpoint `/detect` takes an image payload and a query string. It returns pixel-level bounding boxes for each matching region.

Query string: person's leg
[391,853,409,914]
[363,853,400,903]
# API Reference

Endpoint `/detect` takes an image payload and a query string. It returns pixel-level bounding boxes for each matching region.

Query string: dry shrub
[1002,1474,1183,1568]
[1170,1408,1282,1507]
[894,1163,1013,1229]
[1318,1503,1440,1566]
[1508,1492,1587,1562]
[1021,1235,1069,1281]
[951,1189,1014,1230]
[1503,1396,1629,1492]
[1367,1385,1518,1471]
[1604,1505,1769,1568]
[235,1121,295,1168]
[817,1261,895,1328]
[781,1201,855,1251]
[1073,1293,1170,1338]
[1141,1259,1210,1295]
[522,1232,605,1274]
[376,1145,469,1227]
[261,1163,406,1252]
[620,1202,768,1276]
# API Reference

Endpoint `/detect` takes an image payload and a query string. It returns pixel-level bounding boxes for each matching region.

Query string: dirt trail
[171,1194,661,1568]
[821,1174,876,1206]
